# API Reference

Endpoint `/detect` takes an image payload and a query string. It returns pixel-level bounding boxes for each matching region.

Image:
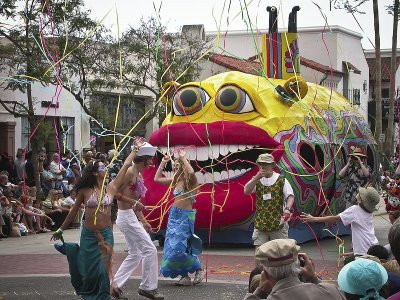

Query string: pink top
[86,190,113,208]
[128,177,147,198]
[389,292,400,300]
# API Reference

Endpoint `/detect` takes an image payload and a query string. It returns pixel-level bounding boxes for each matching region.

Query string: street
[0,206,392,300]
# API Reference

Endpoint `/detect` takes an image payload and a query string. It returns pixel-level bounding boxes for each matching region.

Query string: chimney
[181,25,205,41]
[262,6,301,79]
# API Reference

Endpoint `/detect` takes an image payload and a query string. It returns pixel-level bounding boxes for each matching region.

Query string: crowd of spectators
[245,217,400,299]
[0,147,123,239]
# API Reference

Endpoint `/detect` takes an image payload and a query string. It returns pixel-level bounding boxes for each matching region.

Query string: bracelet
[56,228,63,235]
[134,200,138,208]
[284,207,293,213]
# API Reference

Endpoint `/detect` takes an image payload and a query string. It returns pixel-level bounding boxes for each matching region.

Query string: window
[382,88,390,99]
[21,117,31,151]
[91,94,146,135]
[60,117,75,151]
[21,116,75,153]
[352,89,360,106]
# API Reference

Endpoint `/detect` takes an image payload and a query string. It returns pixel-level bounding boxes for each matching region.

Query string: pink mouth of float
[149,121,283,184]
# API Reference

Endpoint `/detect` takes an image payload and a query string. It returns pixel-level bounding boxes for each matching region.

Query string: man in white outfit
[112,143,164,300]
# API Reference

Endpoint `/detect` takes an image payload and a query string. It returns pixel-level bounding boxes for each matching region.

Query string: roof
[209,53,344,76]
[209,54,263,75]
[366,56,400,81]
[343,61,361,74]
[206,25,363,39]
[301,57,344,75]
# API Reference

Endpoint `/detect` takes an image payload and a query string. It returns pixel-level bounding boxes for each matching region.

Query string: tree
[0,0,110,190]
[385,0,399,161]
[96,17,210,127]
[334,0,383,158]
[372,0,383,155]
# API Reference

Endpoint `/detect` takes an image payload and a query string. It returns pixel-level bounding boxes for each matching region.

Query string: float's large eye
[173,86,209,116]
[215,85,255,113]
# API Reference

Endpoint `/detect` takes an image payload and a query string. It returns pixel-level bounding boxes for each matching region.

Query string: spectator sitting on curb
[338,258,389,300]
[381,211,400,261]
[362,245,400,276]
[388,219,400,299]
[243,239,345,300]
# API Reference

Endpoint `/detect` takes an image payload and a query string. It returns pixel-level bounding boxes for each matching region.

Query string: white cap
[137,142,157,157]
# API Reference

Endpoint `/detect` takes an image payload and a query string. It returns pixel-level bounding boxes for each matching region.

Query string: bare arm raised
[108,137,145,197]
[178,149,197,186]
[154,154,173,186]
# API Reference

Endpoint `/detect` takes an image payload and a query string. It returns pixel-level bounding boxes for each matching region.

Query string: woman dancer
[51,137,145,300]
[154,149,205,286]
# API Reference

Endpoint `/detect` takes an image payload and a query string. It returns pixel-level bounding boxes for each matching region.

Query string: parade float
[143,6,377,244]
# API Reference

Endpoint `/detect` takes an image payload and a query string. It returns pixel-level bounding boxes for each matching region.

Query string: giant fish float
[142,6,377,244]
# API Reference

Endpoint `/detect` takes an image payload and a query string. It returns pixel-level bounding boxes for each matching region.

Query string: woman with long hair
[154,149,205,286]
[51,137,145,300]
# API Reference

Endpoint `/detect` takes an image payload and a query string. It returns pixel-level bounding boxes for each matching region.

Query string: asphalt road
[0,277,247,300]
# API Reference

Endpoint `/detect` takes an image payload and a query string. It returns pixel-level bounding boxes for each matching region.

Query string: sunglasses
[98,165,107,172]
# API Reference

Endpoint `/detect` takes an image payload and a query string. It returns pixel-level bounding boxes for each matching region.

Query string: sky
[83,0,399,50]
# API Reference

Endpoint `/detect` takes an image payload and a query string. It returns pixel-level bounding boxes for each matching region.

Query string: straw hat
[349,147,367,158]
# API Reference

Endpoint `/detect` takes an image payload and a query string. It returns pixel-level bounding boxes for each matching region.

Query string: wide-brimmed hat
[359,187,380,213]
[256,153,275,164]
[338,258,387,299]
[349,147,367,158]
[256,239,301,267]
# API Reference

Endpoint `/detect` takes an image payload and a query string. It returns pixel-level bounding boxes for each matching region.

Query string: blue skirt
[65,226,114,300]
[160,207,201,278]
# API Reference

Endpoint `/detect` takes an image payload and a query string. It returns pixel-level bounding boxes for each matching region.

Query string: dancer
[51,137,145,300]
[154,149,205,286]
[112,142,164,300]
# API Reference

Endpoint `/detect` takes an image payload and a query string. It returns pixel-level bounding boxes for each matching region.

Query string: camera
[299,255,305,267]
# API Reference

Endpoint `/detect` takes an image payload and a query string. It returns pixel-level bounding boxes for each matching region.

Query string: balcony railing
[343,88,361,106]
[382,97,399,121]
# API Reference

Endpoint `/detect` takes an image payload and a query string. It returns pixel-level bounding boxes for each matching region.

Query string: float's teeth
[195,172,205,183]
[228,144,239,153]
[197,147,208,161]
[210,145,220,159]
[220,144,229,156]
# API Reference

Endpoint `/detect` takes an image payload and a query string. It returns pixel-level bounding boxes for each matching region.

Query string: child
[301,187,380,256]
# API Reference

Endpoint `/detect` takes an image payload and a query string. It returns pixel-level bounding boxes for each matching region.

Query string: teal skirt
[160,206,201,278]
[65,226,114,300]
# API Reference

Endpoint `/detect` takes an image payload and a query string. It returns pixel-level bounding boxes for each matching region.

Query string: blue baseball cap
[338,258,388,299]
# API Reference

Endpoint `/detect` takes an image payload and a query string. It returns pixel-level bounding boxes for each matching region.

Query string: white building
[202,25,369,120]
[0,79,91,158]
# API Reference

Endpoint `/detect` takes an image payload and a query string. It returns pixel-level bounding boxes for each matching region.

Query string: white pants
[114,210,159,291]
